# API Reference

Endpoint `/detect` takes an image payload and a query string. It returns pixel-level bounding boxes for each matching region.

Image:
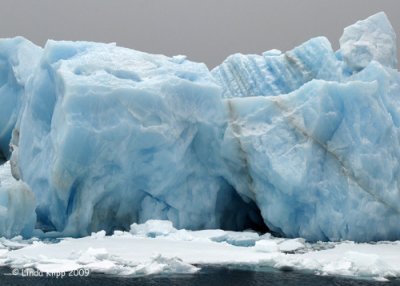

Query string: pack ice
[0,12,399,242]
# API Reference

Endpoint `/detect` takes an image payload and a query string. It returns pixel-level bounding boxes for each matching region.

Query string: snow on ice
[0,220,399,280]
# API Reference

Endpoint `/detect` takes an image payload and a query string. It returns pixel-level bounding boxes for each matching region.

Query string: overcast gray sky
[0,0,399,68]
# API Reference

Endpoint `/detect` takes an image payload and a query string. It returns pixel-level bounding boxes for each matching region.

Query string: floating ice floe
[0,220,398,281]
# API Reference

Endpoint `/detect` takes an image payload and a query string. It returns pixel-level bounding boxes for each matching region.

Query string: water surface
[1,266,399,286]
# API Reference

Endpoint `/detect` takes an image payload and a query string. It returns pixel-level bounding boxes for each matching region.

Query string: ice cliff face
[0,37,42,163]
[13,41,264,236]
[222,72,400,241]
[0,12,399,241]
[214,12,400,241]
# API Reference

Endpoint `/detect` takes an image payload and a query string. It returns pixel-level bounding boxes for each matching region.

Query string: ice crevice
[225,99,256,199]
[0,12,399,242]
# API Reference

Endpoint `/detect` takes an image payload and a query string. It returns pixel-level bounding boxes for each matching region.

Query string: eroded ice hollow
[0,12,399,241]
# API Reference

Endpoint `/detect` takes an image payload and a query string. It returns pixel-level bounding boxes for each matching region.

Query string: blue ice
[0,12,398,241]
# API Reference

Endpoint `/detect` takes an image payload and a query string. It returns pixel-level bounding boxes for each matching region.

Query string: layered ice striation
[0,12,399,241]
[212,36,341,98]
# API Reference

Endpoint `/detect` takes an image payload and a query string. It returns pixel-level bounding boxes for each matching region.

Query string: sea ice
[130,220,178,238]
[1,222,399,280]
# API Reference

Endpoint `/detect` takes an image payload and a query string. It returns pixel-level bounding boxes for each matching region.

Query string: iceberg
[0,12,398,242]
[13,41,264,236]
[214,12,400,241]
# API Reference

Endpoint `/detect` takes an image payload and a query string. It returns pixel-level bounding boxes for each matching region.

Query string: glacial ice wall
[0,12,399,241]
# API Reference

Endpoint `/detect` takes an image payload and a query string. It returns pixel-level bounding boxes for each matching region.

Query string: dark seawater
[1,266,399,286]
